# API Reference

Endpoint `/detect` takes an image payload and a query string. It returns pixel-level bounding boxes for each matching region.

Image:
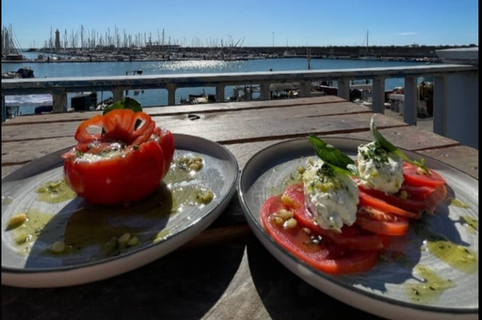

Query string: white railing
[1,64,479,148]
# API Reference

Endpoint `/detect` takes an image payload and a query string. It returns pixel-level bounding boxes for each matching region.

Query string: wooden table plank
[165,113,408,144]
[0,114,405,166]
[2,96,346,126]
[1,101,368,142]
[419,145,479,179]
[1,124,459,170]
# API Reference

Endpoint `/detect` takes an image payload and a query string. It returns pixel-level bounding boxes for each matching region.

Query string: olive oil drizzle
[36,179,76,204]
[415,221,478,274]
[448,198,470,209]
[405,265,455,304]
[6,154,215,260]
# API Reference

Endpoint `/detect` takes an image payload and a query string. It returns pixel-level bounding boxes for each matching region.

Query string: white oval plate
[2,134,238,288]
[238,137,478,320]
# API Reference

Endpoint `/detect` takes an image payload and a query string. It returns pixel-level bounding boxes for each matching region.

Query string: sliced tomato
[102,109,156,145]
[358,188,422,219]
[360,183,447,214]
[399,183,436,200]
[74,115,104,143]
[156,127,175,174]
[356,206,409,236]
[403,162,446,188]
[282,184,387,250]
[361,188,428,212]
[261,195,378,275]
[424,184,448,212]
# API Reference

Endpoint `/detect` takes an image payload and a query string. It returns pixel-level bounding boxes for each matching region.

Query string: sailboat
[359,30,375,60]
[1,25,26,61]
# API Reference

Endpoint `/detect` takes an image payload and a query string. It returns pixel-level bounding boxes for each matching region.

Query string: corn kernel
[51,241,66,253]
[126,236,139,247]
[284,218,298,229]
[118,233,131,243]
[281,195,296,208]
[272,215,284,225]
[7,213,27,229]
[278,209,293,220]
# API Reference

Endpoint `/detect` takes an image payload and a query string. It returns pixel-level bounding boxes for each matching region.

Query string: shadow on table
[3,243,245,320]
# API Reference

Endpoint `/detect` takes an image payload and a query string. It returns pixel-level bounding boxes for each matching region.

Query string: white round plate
[2,134,238,288]
[238,137,478,320]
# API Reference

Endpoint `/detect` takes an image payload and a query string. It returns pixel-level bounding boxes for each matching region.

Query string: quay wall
[178,45,475,58]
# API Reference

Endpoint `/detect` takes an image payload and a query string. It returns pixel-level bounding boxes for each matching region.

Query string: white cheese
[357,142,403,193]
[302,158,359,232]
[76,149,124,163]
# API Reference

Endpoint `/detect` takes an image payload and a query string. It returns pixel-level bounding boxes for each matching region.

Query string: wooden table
[2,96,478,320]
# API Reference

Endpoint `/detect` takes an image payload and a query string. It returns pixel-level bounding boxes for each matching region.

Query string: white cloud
[396,32,418,36]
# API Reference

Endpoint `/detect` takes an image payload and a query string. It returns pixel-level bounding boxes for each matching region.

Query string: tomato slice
[360,183,447,214]
[129,111,156,145]
[101,109,156,145]
[156,127,175,174]
[282,184,387,250]
[74,115,104,143]
[358,188,422,219]
[261,195,378,275]
[403,162,446,188]
[356,207,409,236]
[399,183,436,200]
[361,188,427,212]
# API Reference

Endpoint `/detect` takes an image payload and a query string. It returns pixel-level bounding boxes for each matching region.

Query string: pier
[1,48,479,149]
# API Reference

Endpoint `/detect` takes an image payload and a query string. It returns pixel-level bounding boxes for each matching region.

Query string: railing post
[52,92,67,113]
[299,81,311,98]
[433,75,447,136]
[216,84,225,103]
[337,77,350,100]
[112,88,123,102]
[167,84,177,106]
[403,76,418,126]
[372,76,385,114]
[1,93,5,122]
[260,83,271,100]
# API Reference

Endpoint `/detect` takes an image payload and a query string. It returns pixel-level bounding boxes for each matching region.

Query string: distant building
[55,29,60,51]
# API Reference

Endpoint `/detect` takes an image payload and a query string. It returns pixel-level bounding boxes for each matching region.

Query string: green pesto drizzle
[448,198,470,209]
[405,265,455,304]
[415,221,478,274]
[36,179,76,204]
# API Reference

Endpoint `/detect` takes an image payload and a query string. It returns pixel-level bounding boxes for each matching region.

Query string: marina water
[2,55,430,116]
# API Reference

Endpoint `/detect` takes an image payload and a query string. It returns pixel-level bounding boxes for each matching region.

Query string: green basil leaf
[370,115,430,174]
[308,134,354,169]
[103,97,142,115]
[309,134,373,185]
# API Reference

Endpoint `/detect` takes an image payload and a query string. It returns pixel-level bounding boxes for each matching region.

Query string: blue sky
[2,0,479,48]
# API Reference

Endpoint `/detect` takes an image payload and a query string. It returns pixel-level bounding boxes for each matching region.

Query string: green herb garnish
[308,134,371,184]
[103,97,142,115]
[370,115,430,175]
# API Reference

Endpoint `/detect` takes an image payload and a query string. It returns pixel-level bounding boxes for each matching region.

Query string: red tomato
[282,184,387,250]
[360,183,447,214]
[63,110,174,205]
[261,195,378,275]
[356,206,409,236]
[398,183,436,200]
[403,162,446,188]
[358,188,422,219]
